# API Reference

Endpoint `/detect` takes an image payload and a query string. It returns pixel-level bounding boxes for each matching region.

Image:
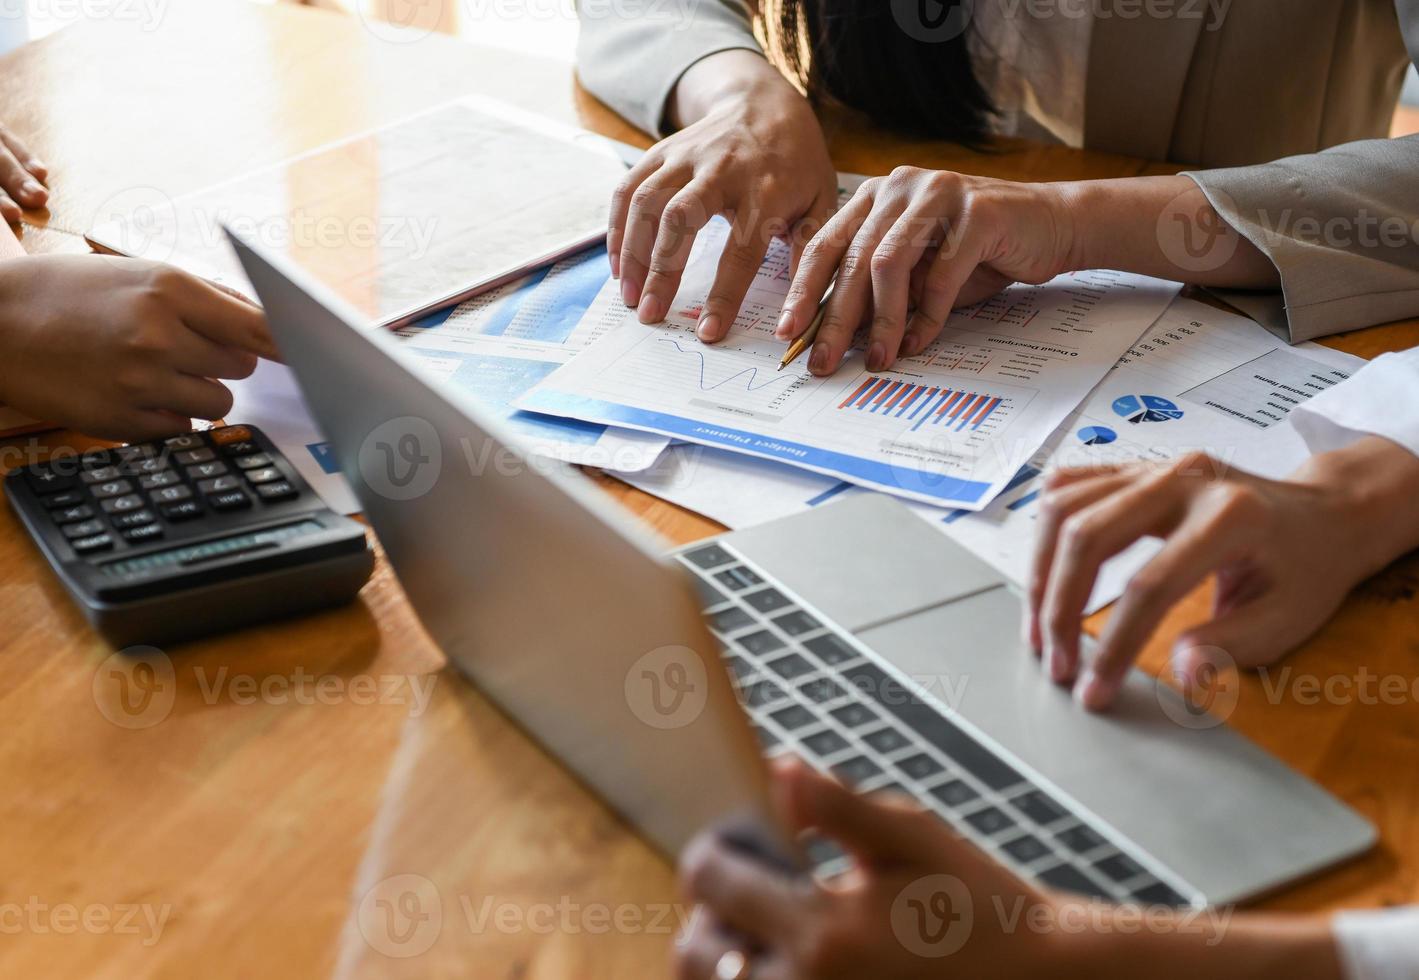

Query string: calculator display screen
[100,520,325,577]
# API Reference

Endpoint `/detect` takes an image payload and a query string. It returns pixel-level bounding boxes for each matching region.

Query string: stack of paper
[228,167,1362,616]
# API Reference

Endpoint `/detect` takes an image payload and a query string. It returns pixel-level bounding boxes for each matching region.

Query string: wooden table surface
[2,3,1418,976]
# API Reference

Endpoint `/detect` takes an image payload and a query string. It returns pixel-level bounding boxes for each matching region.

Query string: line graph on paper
[655,339,802,395]
[577,327,817,418]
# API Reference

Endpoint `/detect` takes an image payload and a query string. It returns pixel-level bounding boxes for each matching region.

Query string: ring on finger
[714,949,752,980]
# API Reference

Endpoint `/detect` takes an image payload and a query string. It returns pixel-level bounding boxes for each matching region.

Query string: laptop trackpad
[721,495,1003,633]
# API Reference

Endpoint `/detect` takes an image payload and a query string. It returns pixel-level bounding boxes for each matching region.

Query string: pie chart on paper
[1077,425,1118,446]
[1112,394,1185,424]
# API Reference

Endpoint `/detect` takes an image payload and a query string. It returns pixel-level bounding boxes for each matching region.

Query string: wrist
[669,49,801,129]
[1293,435,1419,575]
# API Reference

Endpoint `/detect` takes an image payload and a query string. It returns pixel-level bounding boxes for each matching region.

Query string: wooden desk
[1,3,1417,975]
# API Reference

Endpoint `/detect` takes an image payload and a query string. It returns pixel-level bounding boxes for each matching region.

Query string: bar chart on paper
[836,379,1007,433]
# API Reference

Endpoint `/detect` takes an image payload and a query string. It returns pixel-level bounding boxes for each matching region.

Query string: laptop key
[714,566,764,591]
[803,633,859,666]
[741,678,789,710]
[1012,790,1069,828]
[769,704,817,731]
[801,730,851,758]
[1002,835,1052,865]
[1129,881,1187,907]
[840,660,1025,791]
[796,676,847,705]
[862,727,912,754]
[709,607,755,633]
[737,631,787,656]
[896,753,946,781]
[1037,863,1111,900]
[964,807,1015,837]
[1054,824,1107,855]
[829,703,879,729]
[832,756,883,786]
[773,610,821,636]
[683,543,734,570]
[764,652,813,679]
[929,779,980,809]
[1094,852,1146,883]
[744,588,792,613]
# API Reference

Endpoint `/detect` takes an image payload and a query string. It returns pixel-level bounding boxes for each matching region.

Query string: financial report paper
[519,219,1180,509]
[611,298,1363,611]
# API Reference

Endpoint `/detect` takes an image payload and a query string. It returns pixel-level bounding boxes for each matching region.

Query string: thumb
[773,757,940,867]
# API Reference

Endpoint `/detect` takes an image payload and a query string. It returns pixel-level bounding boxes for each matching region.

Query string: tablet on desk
[84,95,629,328]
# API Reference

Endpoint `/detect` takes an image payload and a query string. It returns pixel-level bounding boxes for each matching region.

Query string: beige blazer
[576,0,1419,342]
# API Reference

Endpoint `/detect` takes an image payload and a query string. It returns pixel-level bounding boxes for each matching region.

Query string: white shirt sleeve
[1333,907,1419,980]
[1290,347,1419,457]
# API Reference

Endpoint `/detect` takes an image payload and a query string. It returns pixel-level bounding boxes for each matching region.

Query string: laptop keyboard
[677,540,1193,908]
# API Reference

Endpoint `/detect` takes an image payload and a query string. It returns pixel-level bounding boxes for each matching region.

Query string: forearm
[1063,909,1342,980]
[1060,175,1280,288]
[667,49,801,130]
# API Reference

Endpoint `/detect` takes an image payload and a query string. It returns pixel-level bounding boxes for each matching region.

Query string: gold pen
[777,283,835,372]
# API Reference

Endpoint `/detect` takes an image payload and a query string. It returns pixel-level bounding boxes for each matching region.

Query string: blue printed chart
[1112,394,1185,424]
[1077,425,1118,445]
[392,246,669,471]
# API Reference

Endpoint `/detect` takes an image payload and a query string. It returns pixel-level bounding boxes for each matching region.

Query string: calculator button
[187,461,229,480]
[150,485,193,504]
[115,445,157,462]
[123,457,170,476]
[243,467,282,485]
[198,475,241,494]
[233,453,274,470]
[220,441,261,457]
[160,500,203,521]
[110,509,156,529]
[53,504,94,523]
[209,425,252,445]
[23,467,75,494]
[61,519,106,539]
[173,448,216,465]
[163,434,205,451]
[139,471,182,490]
[70,533,114,554]
[122,523,164,544]
[80,450,116,469]
[209,490,252,511]
[100,494,146,514]
[254,481,298,502]
[91,479,135,499]
[80,465,123,484]
[40,491,84,509]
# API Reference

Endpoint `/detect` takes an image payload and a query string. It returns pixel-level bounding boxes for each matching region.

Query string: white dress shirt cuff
[1290,347,1419,459]
[1334,907,1419,980]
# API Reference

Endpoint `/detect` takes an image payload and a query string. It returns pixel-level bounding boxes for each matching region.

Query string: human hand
[611,51,836,342]
[779,167,1078,375]
[1026,441,1419,711]
[0,120,48,221]
[674,757,1075,979]
[0,255,276,441]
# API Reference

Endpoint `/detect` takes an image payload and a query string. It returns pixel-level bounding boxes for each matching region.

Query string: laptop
[229,231,1375,908]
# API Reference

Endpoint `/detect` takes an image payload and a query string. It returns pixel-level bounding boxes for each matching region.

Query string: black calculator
[5,424,374,647]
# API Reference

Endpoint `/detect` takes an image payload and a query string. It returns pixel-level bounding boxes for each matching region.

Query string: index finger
[174,274,278,360]
[1080,488,1262,709]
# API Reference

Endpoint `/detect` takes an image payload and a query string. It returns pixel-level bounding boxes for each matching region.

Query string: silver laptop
[229,231,1375,909]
